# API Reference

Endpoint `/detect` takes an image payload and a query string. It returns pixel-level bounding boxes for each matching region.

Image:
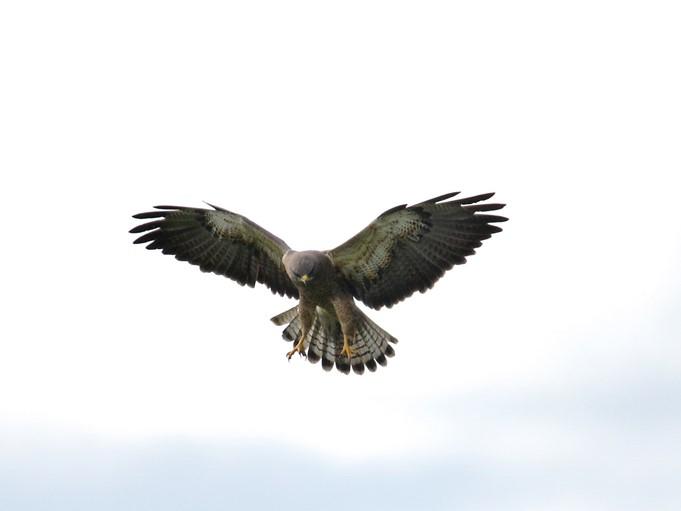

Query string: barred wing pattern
[130,204,299,298]
[327,192,507,309]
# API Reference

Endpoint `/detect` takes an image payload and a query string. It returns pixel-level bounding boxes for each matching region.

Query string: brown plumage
[130,192,507,374]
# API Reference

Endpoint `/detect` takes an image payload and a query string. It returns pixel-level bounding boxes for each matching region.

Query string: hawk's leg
[331,295,357,360]
[286,301,314,360]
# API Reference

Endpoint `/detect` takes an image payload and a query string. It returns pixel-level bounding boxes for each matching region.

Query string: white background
[1,1,680,510]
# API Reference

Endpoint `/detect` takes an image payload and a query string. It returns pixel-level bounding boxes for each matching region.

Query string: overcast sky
[1,1,680,510]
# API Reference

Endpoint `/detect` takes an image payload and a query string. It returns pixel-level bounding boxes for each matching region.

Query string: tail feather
[271,304,397,374]
[273,306,301,341]
[306,318,323,363]
[306,317,322,352]
[272,306,299,329]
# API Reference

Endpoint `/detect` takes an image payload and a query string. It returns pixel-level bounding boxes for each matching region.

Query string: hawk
[130,192,507,374]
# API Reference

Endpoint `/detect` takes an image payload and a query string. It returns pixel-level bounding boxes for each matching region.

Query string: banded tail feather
[270,305,397,374]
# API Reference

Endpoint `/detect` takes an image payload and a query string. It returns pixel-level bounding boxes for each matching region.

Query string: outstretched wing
[130,204,298,298]
[327,192,507,309]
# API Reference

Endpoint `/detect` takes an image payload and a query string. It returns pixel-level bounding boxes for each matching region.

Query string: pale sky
[1,1,680,510]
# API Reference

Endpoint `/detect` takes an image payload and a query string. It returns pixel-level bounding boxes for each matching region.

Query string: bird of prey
[130,192,507,374]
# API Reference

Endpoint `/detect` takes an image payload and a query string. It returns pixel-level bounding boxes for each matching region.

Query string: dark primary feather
[327,192,507,309]
[130,205,299,299]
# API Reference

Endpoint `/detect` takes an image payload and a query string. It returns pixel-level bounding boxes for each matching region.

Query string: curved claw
[287,331,308,361]
[286,345,306,360]
[340,344,354,359]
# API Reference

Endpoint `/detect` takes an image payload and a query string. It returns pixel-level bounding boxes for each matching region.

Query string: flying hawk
[130,192,507,374]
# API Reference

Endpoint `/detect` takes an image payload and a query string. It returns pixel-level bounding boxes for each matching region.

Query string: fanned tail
[271,305,397,375]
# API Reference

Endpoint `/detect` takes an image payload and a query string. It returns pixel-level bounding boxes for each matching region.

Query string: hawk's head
[283,250,328,286]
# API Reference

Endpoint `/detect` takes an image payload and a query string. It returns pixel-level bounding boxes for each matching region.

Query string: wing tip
[132,211,165,219]
[152,205,184,210]
[426,191,462,204]
[455,192,496,204]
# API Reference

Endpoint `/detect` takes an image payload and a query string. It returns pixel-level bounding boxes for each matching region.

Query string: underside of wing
[130,204,298,298]
[327,192,507,309]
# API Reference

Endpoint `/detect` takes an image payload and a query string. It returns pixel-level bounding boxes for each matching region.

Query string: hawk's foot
[286,346,306,360]
[286,338,307,360]
[340,341,354,359]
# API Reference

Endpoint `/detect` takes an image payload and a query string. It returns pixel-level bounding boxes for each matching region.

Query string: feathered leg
[286,299,314,359]
[331,295,357,360]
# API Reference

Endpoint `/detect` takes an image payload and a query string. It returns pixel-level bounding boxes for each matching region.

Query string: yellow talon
[340,337,354,359]
[287,334,307,360]
[286,345,306,360]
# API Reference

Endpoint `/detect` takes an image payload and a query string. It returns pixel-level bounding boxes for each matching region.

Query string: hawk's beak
[300,274,312,285]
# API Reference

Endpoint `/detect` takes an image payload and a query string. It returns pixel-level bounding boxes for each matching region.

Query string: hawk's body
[131,192,507,374]
[275,249,395,373]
